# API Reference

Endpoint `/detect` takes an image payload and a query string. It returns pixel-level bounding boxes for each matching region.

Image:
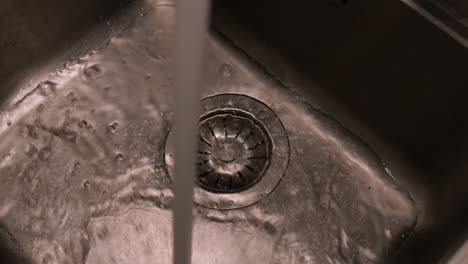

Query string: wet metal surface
[402,0,468,48]
[0,0,417,263]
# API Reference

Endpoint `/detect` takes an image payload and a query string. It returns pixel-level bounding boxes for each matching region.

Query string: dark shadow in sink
[0,225,30,264]
[211,0,468,262]
[0,0,139,105]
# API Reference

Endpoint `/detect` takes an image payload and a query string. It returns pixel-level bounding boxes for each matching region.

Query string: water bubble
[153,164,165,172]
[78,120,88,128]
[220,63,232,78]
[26,144,38,156]
[106,122,119,133]
[83,180,90,188]
[38,81,57,96]
[163,175,173,184]
[38,148,51,160]
[83,64,103,80]
[115,153,124,161]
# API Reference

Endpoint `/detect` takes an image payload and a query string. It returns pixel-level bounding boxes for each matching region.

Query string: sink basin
[0,0,464,263]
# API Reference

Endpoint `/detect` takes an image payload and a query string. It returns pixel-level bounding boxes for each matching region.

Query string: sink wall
[211,0,468,263]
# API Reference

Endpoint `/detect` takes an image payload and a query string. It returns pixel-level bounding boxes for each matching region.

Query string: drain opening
[197,110,272,193]
[164,94,289,209]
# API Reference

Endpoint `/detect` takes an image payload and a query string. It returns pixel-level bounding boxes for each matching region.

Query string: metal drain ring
[197,110,272,193]
[165,94,289,209]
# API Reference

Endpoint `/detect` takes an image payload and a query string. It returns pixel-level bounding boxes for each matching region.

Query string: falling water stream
[0,0,417,263]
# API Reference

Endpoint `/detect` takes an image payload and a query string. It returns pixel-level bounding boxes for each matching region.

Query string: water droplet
[83,64,103,79]
[78,120,88,128]
[220,63,232,78]
[115,153,124,161]
[163,175,173,184]
[38,148,51,160]
[38,81,57,96]
[145,47,165,62]
[83,180,90,188]
[153,164,165,172]
[106,21,110,26]
[106,122,119,133]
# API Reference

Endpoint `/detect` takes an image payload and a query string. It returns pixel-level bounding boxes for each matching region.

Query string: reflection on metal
[401,0,468,48]
[173,0,212,263]
[166,94,290,209]
[447,239,468,264]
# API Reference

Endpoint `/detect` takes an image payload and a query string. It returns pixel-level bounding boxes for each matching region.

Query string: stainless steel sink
[0,0,466,263]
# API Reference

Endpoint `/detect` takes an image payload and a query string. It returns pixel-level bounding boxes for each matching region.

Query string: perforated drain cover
[165,94,289,209]
[197,110,271,193]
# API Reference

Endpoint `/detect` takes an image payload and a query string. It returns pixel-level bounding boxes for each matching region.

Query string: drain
[197,110,271,193]
[165,94,289,209]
